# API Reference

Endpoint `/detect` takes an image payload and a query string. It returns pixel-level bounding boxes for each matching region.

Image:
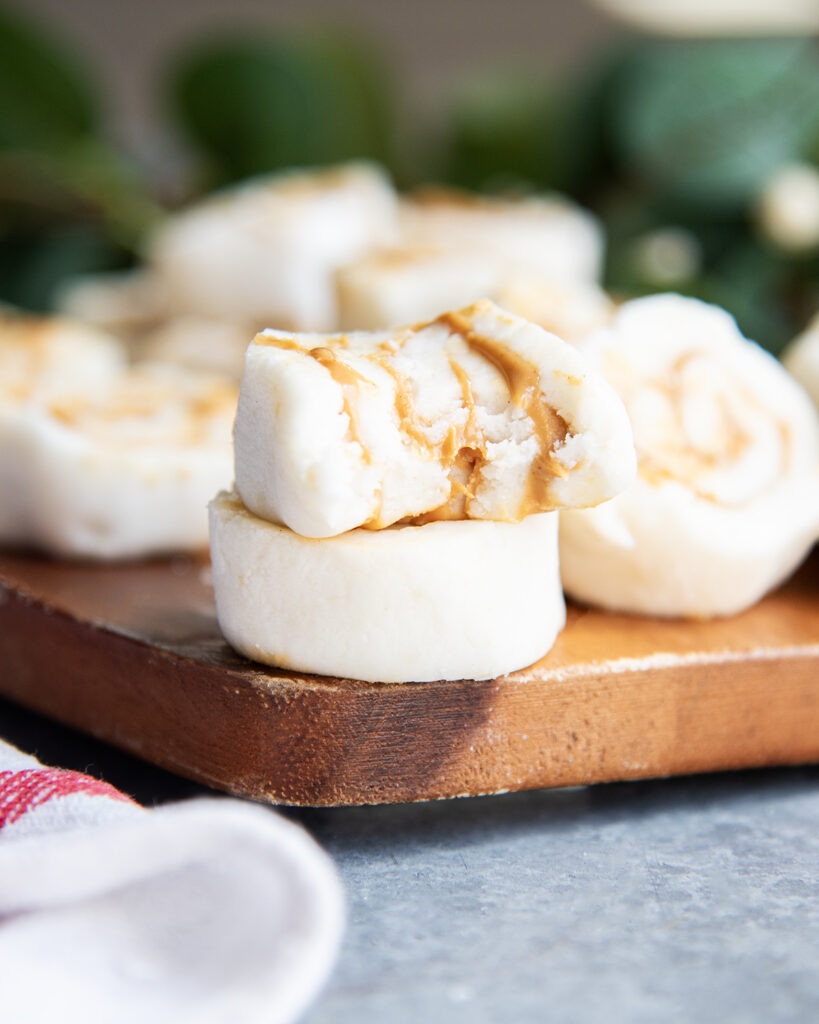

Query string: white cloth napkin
[0,739,344,1024]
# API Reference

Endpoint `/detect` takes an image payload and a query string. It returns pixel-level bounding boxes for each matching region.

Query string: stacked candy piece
[210,299,636,682]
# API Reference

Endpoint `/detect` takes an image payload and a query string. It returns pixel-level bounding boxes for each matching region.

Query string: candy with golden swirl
[559,294,819,617]
[0,327,237,559]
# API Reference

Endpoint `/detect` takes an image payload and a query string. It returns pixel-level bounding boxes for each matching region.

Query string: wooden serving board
[0,549,817,806]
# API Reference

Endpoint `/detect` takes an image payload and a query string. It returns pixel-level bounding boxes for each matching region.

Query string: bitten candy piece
[233,300,636,539]
[209,491,565,683]
[560,294,819,617]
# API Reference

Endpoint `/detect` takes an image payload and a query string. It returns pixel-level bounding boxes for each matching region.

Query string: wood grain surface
[0,549,817,805]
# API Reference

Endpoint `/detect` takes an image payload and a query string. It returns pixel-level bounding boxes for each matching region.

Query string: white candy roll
[0,364,236,559]
[209,491,565,683]
[560,294,819,617]
[0,311,125,404]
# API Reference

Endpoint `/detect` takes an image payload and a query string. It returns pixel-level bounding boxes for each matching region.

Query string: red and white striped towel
[0,739,344,1024]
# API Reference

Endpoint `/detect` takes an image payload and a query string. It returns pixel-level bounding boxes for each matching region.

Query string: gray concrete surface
[294,768,819,1023]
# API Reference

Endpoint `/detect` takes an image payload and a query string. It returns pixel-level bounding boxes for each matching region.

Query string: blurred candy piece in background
[783,313,819,410]
[756,163,819,253]
[591,0,819,35]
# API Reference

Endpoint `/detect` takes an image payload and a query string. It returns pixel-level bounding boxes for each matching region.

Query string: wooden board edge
[2,580,819,805]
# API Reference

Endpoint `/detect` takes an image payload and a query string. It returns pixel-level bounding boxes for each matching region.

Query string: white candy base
[209,491,565,683]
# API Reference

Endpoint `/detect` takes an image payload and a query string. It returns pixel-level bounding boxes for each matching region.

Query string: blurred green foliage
[168,30,395,187]
[0,10,97,149]
[569,39,819,353]
[440,70,553,194]
[0,11,159,310]
[609,38,819,209]
[0,10,818,355]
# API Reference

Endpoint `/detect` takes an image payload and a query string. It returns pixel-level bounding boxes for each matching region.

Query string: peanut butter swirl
[308,346,374,465]
[438,311,569,518]
[630,351,792,507]
[45,369,237,447]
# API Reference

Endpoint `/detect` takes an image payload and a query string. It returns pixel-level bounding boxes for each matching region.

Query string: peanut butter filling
[438,311,569,519]
[253,336,304,352]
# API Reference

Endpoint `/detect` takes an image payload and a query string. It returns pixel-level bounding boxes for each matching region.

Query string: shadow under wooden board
[0,549,817,806]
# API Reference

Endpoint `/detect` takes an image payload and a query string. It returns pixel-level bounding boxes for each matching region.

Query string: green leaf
[0,222,129,312]
[544,45,632,201]
[168,29,395,186]
[606,218,795,355]
[50,140,163,247]
[691,241,795,355]
[0,10,98,151]
[610,38,819,209]
[0,142,162,250]
[441,69,552,193]
[435,48,633,199]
